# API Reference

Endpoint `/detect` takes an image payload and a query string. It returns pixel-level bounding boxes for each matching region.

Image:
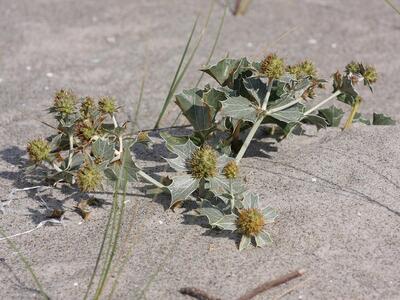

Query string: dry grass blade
[153,16,199,129]
[0,227,50,300]
[385,0,400,15]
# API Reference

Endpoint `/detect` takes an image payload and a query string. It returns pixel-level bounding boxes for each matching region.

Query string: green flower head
[80,97,95,117]
[260,53,285,80]
[363,65,378,84]
[287,60,317,79]
[345,61,361,75]
[53,89,77,115]
[236,208,265,236]
[223,160,239,179]
[188,145,218,179]
[27,138,51,164]
[77,164,103,192]
[98,96,117,114]
[76,119,96,142]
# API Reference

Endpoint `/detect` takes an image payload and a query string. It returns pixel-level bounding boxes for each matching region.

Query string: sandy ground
[1,0,400,299]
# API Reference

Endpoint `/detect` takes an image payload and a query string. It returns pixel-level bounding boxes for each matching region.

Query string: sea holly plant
[197,192,278,250]
[172,55,395,162]
[25,89,163,217]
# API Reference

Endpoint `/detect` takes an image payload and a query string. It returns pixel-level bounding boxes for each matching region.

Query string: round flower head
[54,89,77,115]
[137,131,149,143]
[27,138,51,164]
[76,119,96,142]
[98,96,117,114]
[76,164,103,192]
[363,65,378,84]
[260,53,285,80]
[287,60,317,79]
[223,160,239,179]
[236,208,266,237]
[188,145,217,179]
[80,97,95,117]
[345,61,361,75]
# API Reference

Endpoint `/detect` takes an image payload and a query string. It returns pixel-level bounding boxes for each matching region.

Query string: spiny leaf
[243,77,268,105]
[372,113,396,125]
[318,105,345,127]
[221,95,259,123]
[92,138,115,161]
[255,231,273,247]
[167,175,200,207]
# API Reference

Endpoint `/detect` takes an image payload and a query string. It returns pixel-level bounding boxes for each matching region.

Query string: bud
[189,145,217,179]
[287,60,317,79]
[345,61,361,75]
[260,53,285,80]
[98,96,117,114]
[236,208,265,236]
[27,138,51,163]
[137,131,150,143]
[53,89,77,115]
[76,164,103,192]
[223,161,239,179]
[80,97,95,117]
[363,65,378,84]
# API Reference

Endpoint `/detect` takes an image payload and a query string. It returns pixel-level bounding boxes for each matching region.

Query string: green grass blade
[0,227,50,300]
[83,182,119,300]
[385,0,400,15]
[172,1,226,127]
[153,16,199,129]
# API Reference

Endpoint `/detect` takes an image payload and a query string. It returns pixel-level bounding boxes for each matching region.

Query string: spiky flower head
[76,119,96,142]
[260,53,285,79]
[53,89,77,115]
[188,145,217,179]
[345,61,361,75]
[287,60,317,79]
[363,65,378,84]
[236,208,265,237]
[223,161,239,179]
[98,96,117,114]
[80,97,95,117]
[27,138,51,164]
[137,131,149,143]
[76,164,103,192]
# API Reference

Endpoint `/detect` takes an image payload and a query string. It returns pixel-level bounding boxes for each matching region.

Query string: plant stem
[303,90,342,116]
[343,98,361,129]
[235,80,274,163]
[66,134,74,169]
[138,170,165,189]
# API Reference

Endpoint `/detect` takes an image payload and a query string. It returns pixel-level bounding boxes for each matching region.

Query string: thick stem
[137,170,165,189]
[66,134,74,169]
[343,99,361,129]
[235,80,274,163]
[303,90,342,116]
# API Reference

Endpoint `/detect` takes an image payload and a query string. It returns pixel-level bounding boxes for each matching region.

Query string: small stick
[236,269,305,300]
[179,287,221,300]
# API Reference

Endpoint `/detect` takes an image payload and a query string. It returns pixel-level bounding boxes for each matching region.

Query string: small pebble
[44,86,49,90]
[158,220,163,225]
[73,282,78,287]
[331,43,337,49]
[78,221,83,225]
[311,178,317,182]
[308,38,317,45]
[26,66,32,71]
[92,16,98,23]
[106,36,116,44]
[357,212,362,216]
[0,78,3,83]
[299,296,303,299]
[91,58,101,64]
[46,72,54,78]
[246,42,253,48]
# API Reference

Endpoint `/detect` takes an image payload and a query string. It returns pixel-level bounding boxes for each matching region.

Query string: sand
[1,0,400,299]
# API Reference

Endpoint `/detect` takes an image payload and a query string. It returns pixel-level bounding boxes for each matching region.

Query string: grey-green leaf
[255,231,273,247]
[239,235,252,251]
[243,77,268,105]
[167,175,200,207]
[353,112,371,125]
[221,96,259,123]
[318,105,345,127]
[372,113,396,125]
[92,138,115,161]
